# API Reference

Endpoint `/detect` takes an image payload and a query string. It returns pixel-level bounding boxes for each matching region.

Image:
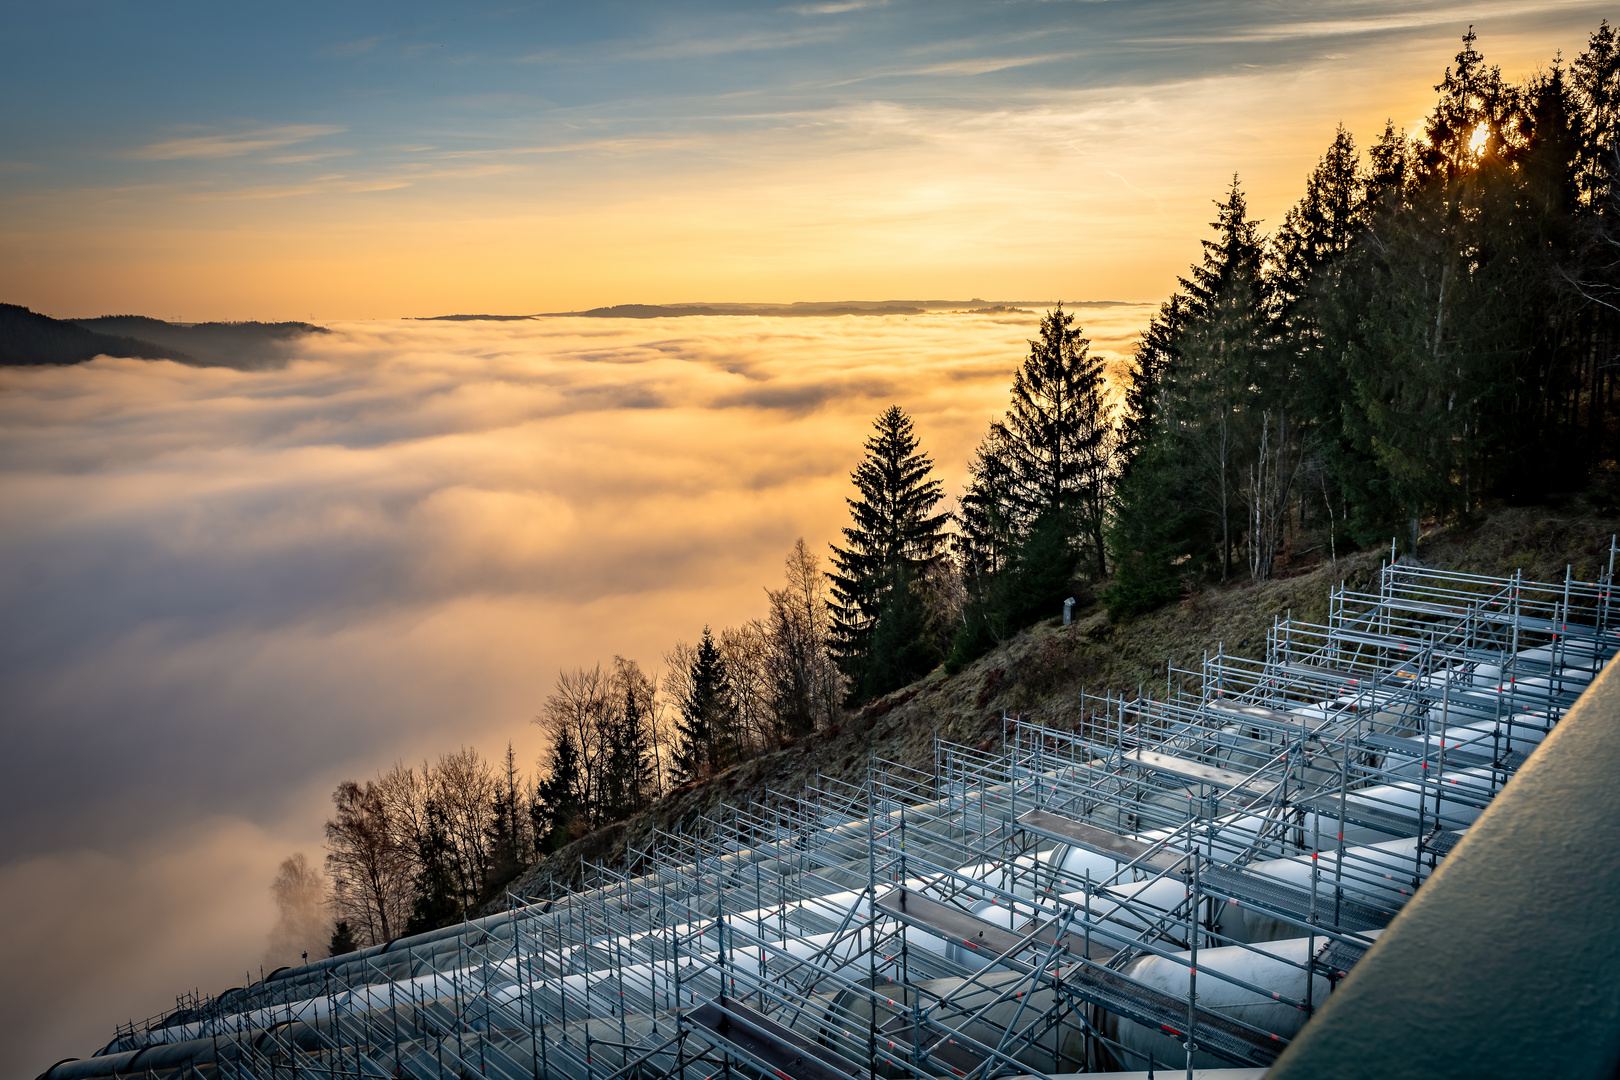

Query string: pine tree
[861,563,939,699]
[1002,305,1113,578]
[828,406,948,700]
[328,921,359,958]
[405,800,461,934]
[674,627,735,781]
[601,657,655,819]
[484,743,525,901]
[534,726,583,850]
[1170,176,1274,579]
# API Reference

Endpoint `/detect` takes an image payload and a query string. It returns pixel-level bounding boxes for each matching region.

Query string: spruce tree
[828,406,948,700]
[955,422,1019,598]
[674,627,735,780]
[948,309,1112,666]
[534,727,583,850]
[1272,126,1373,560]
[1572,20,1619,209]
[601,658,654,819]
[1116,296,1185,476]
[1170,176,1274,579]
[405,800,461,934]
[1003,305,1113,578]
[484,742,525,899]
[328,921,359,958]
[861,563,939,699]
[1103,436,1187,618]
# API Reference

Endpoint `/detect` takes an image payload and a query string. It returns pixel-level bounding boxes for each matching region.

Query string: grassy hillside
[489,498,1620,906]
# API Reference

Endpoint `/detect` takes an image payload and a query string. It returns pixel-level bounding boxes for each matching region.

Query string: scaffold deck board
[1210,701,1322,728]
[686,998,865,1080]
[1124,749,1271,796]
[1016,809,1188,873]
[1275,662,1368,685]
[874,887,1100,962]
[1060,959,1287,1067]
[875,1013,990,1076]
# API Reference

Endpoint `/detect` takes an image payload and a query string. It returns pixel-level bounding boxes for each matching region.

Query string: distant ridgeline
[411,299,1126,320]
[0,303,327,370]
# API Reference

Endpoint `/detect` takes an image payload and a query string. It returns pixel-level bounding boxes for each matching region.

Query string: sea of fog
[0,306,1152,1069]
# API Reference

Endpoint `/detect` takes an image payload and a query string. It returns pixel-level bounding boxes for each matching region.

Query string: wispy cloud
[322,35,381,57]
[621,25,844,61]
[1130,0,1600,46]
[265,150,352,164]
[894,51,1083,78]
[184,177,413,201]
[784,0,886,14]
[128,125,346,161]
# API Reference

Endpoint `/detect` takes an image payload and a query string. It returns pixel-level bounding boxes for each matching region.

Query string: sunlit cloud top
[0,309,1150,1068]
[0,1,1612,314]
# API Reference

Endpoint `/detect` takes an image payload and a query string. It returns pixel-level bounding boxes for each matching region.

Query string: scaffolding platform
[62,551,1620,1080]
[1123,749,1275,798]
[687,998,864,1080]
[1015,809,1189,873]
[1198,865,1393,934]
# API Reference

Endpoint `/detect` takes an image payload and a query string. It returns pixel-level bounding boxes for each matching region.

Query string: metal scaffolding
[55,547,1620,1080]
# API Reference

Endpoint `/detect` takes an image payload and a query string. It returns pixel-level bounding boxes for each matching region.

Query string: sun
[1469,125,1489,155]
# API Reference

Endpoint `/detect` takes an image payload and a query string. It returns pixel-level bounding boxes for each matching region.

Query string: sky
[1,0,1611,320]
[1,1,1616,1073]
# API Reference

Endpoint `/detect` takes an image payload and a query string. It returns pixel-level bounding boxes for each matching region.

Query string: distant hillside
[485,498,1620,904]
[418,300,1139,320]
[72,315,328,370]
[0,303,190,366]
[0,304,330,370]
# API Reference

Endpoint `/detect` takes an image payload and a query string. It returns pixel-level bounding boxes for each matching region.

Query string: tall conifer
[828,406,948,700]
[1002,305,1114,578]
[674,627,735,780]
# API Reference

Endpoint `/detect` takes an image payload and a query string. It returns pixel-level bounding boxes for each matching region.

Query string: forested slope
[311,20,1620,946]
[489,499,1620,906]
[0,303,187,365]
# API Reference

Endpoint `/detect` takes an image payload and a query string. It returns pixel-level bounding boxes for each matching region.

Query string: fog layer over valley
[0,308,1148,1070]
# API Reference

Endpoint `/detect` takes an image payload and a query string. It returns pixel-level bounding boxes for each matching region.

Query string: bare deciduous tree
[536,665,612,819]
[265,853,329,968]
[1244,410,1312,581]
[720,620,773,755]
[765,538,844,737]
[325,780,412,946]
[431,746,499,909]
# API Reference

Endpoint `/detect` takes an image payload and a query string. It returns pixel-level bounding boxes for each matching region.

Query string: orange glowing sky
[2,2,1613,320]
